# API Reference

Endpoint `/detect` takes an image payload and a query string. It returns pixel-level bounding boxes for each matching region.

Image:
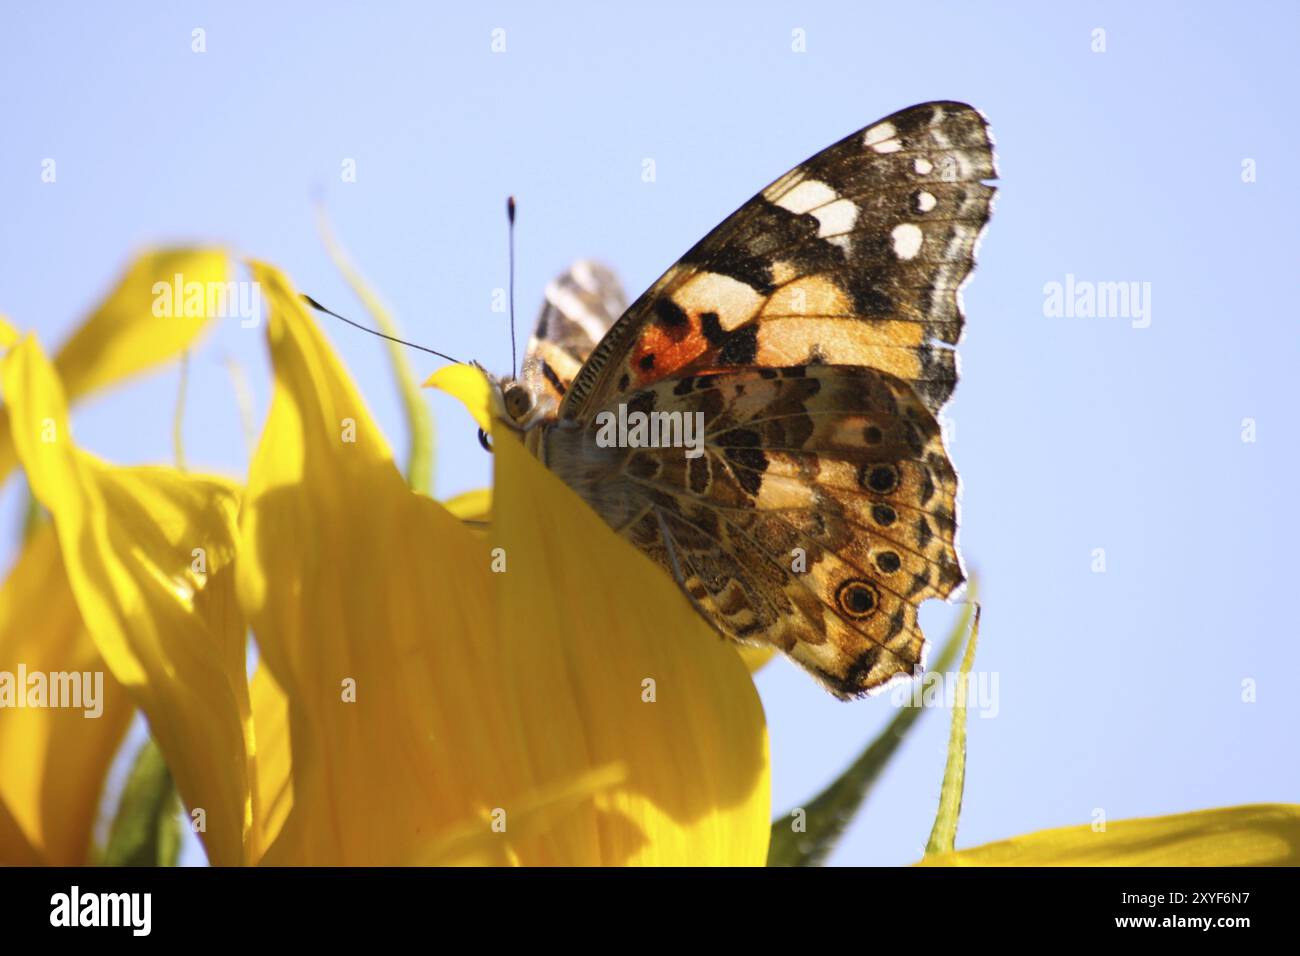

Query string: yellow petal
[0,315,17,350]
[2,335,254,866]
[736,645,777,673]
[239,263,520,865]
[918,804,1300,866]
[491,430,770,864]
[0,249,230,485]
[55,247,230,402]
[0,525,133,864]
[0,796,42,865]
[430,364,772,865]
[248,664,292,863]
[413,763,628,866]
[424,364,494,433]
[251,267,768,864]
[443,487,491,523]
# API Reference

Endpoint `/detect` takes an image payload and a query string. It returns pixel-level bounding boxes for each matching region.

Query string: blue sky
[2,2,1297,865]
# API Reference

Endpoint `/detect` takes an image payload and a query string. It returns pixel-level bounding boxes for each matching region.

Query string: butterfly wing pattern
[519,259,627,408]
[524,101,996,698]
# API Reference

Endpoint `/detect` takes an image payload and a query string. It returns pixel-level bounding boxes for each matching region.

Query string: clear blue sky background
[2,2,1297,866]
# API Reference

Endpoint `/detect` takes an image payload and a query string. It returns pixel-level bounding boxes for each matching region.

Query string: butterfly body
[494,101,996,698]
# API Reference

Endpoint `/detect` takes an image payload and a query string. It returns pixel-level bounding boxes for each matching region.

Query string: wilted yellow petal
[2,335,254,866]
[918,804,1300,866]
[0,248,229,485]
[0,525,133,864]
[428,366,771,865]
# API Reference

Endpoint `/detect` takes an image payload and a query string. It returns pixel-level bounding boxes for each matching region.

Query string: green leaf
[103,738,183,867]
[767,580,979,866]
[925,603,981,856]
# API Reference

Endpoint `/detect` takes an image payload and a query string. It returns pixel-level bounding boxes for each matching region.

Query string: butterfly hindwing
[541,364,961,697]
[520,259,627,407]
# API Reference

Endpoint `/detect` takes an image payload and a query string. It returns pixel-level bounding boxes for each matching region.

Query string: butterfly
[490,101,996,698]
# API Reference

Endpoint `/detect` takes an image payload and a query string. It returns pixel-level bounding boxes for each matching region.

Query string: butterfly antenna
[300,294,464,365]
[507,195,518,375]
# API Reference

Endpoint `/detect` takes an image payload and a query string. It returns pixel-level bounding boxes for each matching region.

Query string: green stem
[314,203,435,494]
[925,602,982,856]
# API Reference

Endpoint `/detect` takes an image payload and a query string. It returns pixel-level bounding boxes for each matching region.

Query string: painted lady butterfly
[493,102,996,698]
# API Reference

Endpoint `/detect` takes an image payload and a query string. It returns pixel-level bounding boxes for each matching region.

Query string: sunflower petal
[239,263,524,865]
[428,366,772,865]
[423,364,494,433]
[442,487,491,524]
[2,336,253,866]
[0,248,230,485]
[0,795,42,865]
[55,248,230,402]
[918,804,1300,866]
[0,524,133,864]
[412,763,628,866]
[260,270,769,864]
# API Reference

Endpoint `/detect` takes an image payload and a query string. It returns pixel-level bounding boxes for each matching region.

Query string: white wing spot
[913,157,933,175]
[772,180,860,251]
[773,179,838,214]
[915,191,937,213]
[812,198,858,238]
[891,223,924,260]
[863,122,902,154]
[863,122,896,146]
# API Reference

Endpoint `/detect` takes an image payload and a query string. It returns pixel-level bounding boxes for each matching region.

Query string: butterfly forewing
[559,101,996,421]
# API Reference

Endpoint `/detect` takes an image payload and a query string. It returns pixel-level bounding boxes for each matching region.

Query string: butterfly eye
[503,384,533,420]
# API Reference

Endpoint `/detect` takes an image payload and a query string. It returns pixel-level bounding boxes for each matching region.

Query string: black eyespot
[875,551,901,574]
[863,425,883,445]
[836,579,879,619]
[871,504,896,526]
[858,463,899,494]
